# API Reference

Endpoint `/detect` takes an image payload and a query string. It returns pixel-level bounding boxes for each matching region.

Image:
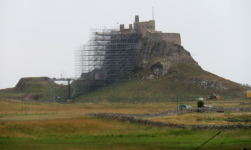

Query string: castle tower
[134,15,139,30]
[120,24,124,30]
[135,15,139,22]
[129,24,132,29]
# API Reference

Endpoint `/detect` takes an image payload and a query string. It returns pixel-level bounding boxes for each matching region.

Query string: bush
[197,100,204,108]
[225,110,232,116]
[150,62,163,70]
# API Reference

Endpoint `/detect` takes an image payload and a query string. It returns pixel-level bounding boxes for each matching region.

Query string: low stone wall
[86,113,187,129]
[0,97,22,100]
[192,124,250,130]
[86,107,251,130]
[91,107,251,118]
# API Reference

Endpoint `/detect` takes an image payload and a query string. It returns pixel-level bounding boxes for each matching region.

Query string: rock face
[138,39,201,74]
[188,79,228,91]
[132,38,246,97]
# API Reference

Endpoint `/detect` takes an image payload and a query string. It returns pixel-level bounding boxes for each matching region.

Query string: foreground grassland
[0,99,251,150]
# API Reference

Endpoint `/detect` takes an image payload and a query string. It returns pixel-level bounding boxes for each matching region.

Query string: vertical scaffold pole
[68,79,71,101]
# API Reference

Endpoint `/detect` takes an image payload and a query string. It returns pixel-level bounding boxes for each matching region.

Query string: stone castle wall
[146,29,181,45]
[132,15,181,45]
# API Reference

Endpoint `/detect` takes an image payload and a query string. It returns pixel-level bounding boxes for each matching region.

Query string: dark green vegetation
[0,116,250,150]
[197,100,204,108]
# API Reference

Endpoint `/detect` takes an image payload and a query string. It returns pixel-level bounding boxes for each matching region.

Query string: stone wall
[0,97,22,100]
[86,112,251,130]
[192,124,250,130]
[134,20,155,37]
[146,29,181,45]
[86,112,187,129]
[87,107,251,118]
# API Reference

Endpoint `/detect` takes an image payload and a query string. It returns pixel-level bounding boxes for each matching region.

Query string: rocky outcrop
[138,39,201,75]
[132,38,246,97]
[188,79,228,91]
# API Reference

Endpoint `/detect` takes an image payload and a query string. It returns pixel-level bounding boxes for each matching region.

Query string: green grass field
[0,99,250,150]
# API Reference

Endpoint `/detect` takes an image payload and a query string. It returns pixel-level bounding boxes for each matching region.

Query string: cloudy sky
[0,0,250,89]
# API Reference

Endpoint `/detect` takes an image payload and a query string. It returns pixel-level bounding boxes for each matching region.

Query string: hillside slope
[73,39,246,102]
[0,77,68,101]
[1,39,246,102]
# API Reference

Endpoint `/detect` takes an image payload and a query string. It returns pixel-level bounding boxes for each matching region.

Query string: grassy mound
[74,63,246,103]
[0,63,246,103]
[0,77,68,101]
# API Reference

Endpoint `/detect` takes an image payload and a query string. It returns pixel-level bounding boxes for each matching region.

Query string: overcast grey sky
[0,0,250,89]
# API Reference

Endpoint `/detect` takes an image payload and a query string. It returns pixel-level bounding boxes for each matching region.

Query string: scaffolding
[74,28,142,95]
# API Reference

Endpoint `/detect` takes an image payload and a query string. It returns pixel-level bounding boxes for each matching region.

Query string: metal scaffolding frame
[74,28,141,94]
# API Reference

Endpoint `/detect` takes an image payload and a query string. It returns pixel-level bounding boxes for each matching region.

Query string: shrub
[197,100,204,108]
[150,62,163,70]
[225,110,232,116]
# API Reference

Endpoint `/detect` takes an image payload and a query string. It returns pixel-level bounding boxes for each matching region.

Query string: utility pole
[177,90,178,110]
[22,97,23,115]
[67,79,71,101]
[176,69,179,110]
[173,54,179,110]
[25,100,26,115]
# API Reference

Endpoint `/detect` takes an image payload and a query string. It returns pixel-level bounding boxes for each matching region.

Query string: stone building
[120,15,181,45]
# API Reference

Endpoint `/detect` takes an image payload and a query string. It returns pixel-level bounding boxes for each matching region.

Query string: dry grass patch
[0,99,179,115]
[1,99,250,116]
[0,116,145,138]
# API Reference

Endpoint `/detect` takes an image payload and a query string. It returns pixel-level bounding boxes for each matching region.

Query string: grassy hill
[0,39,246,103]
[0,64,246,103]
[73,63,246,103]
[0,77,68,102]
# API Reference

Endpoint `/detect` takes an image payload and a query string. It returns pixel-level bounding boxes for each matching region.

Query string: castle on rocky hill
[119,15,181,45]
